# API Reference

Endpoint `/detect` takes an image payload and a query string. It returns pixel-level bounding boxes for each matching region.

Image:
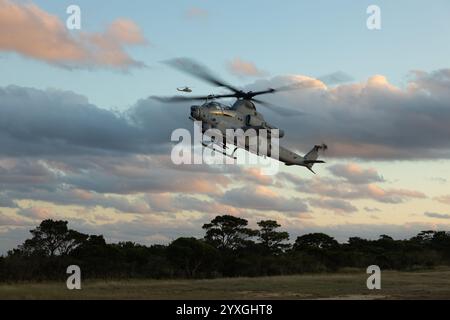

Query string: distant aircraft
[177,87,193,93]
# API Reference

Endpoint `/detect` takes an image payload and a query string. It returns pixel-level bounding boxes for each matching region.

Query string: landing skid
[201,141,238,160]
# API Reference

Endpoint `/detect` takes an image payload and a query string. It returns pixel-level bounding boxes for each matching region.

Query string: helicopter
[155,58,327,173]
[177,87,193,93]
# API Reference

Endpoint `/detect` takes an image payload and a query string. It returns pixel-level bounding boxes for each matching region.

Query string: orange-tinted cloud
[241,168,275,185]
[328,163,384,184]
[247,70,450,160]
[227,58,266,78]
[17,206,53,220]
[0,0,147,70]
[435,195,450,205]
[281,173,426,204]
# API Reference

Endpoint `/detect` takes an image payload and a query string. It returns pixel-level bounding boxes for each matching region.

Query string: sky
[1,0,450,254]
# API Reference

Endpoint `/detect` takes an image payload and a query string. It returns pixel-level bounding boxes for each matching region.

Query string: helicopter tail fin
[303,144,328,173]
[304,144,328,161]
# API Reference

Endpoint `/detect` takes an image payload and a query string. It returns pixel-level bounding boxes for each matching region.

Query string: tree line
[1,216,450,281]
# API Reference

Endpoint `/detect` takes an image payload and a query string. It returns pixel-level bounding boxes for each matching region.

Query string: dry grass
[1,267,450,300]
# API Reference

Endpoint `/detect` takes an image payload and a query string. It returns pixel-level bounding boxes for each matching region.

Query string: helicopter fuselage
[160,58,326,173]
[189,99,320,168]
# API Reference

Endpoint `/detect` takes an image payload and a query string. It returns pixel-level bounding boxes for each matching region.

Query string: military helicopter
[177,87,193,93]
[155,58,327,173]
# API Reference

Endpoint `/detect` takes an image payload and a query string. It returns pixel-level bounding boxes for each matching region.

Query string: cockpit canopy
[204,101,228,110]
[231,99,256,111]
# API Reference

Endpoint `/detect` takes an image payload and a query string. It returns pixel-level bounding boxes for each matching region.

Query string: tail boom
[281,144,327,173]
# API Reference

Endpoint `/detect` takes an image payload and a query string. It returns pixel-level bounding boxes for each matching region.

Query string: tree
[16,220,88,257]
[0,256,4,281]
[347,237,370,249]
[376,235,397,250]
[203,215,257,250]
[411,231,436,245]
[294,233,338,250]
[257,220,290,254]
[2,218,450,282]
[379,235,394,241]
[430,232,450,258]
[167,238,219,277]
[71,235,110,258]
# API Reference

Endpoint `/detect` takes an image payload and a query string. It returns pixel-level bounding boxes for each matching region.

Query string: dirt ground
[1,268,450,300]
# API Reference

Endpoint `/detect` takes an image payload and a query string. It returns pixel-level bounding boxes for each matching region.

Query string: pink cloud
[0,0,147,70]
[17,207,53,220]
[435,195,450,205]
[227,58,267,78]
[240,168,275,185]
[144,193,245,216]
[0,212,30,226]
[328,163,385,184]
[281,173,427,204]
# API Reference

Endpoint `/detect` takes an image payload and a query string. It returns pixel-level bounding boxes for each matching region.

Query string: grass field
[1,268,450,300]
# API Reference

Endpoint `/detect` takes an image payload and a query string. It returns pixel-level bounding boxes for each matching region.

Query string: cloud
[0,193,17,208]
[0,158,60,191]
[227,58,267,78]
[280,173,426,204]
[17,207,53,220]
[0,156,232,198]
[308,198,358,214]
[328,163,385,184]
[219,186,308,214]
[0,86,184,157]
[246,70,450,160]
[0,212,29,226]
[145,194,244,216]
[424,212,450,220]
[0,0,146,70]
[61,156,231,195]
[185,7,208,20]
[364,207,381,213]
[318,71,354,86]
[11,188,152,214]
[5,66,450,162]
[435,195,450,205]
[0,225,31,255]
[235,168,275,186]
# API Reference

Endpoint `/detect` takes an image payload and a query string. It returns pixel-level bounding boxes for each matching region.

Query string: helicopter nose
[191,106,200,119]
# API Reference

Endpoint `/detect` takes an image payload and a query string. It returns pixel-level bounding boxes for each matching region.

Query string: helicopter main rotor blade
[152,96,209,103]
[163,58,241,94]
[152,93,238,103]
[252,98,306,117]
[248,89,276,97]
[248,81,318,98]
[273,81,319,92]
